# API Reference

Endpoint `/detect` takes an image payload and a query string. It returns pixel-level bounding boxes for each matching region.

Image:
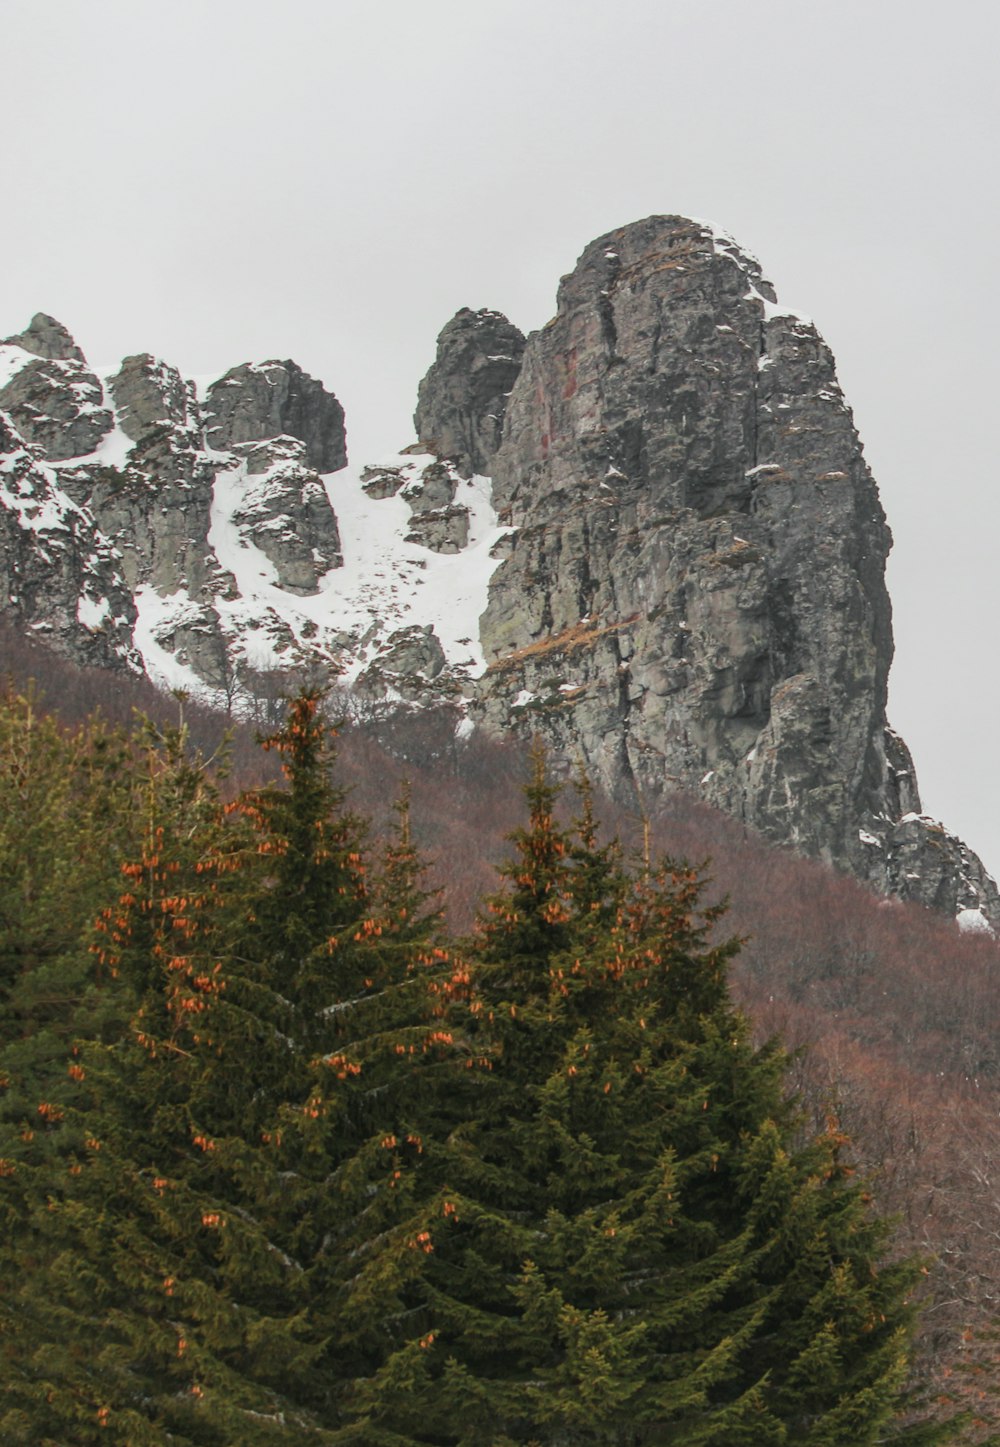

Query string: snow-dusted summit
[0,319,511,711]
[1,216,997,930]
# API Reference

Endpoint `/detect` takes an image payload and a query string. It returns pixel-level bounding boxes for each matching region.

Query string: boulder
[0,357,113,460]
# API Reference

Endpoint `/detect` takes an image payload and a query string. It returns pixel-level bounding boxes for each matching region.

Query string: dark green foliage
[0,705,950,1444]
[358,754,946,1445]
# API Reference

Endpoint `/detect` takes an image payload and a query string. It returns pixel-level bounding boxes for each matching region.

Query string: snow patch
[206,449,511,688]
[0,344,31,390]
[957,908,994,935]
[77,593,110,630]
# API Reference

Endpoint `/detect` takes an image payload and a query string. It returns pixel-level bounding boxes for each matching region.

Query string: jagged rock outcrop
[1,236,994,925]
[0,316,351,697]
[0,355,113,461]
[108,353,200,446]
[3,313,85,362]
[884,814,1000,925]
[415,308,525,477]
[0,411,139,671]
[354,623,450,707]
[472,215,998,922]
[226,437,342,594]
[60,355,220,599]
[204,360,347,473]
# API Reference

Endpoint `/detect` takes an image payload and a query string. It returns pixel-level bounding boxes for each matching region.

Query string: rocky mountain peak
[0,219,994,927]
[414,307,526,477]
[108,353,200,445]
[476,214,998,924]
[203,359,347,473]
[3,312,85,362]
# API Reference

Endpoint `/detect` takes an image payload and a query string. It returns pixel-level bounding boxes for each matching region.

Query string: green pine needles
[0,697,953,1445]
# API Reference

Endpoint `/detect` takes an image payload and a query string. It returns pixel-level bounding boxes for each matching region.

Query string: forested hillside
[1,638,998,1442]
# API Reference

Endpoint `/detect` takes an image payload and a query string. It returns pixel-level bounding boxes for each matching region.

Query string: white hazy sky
[3,0,998,873]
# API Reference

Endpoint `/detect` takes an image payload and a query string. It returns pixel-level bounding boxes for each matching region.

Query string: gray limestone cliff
[469,216,997,923]
[414,308,525,478]
[0,320,348,695]
[0,412,139,671]
[1,221,995,926]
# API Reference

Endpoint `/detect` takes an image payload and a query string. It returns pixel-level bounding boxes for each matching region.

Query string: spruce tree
[0,688,144,1445]
[0,687,138,1157]
[0,695,453,1444]
[359,756,950,1446]
[1,711,327,1443]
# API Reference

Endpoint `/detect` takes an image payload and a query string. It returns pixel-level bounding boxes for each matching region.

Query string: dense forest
[1,628,999,1443]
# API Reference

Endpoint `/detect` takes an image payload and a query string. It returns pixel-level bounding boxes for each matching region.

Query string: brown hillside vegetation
[3,626,999,1437]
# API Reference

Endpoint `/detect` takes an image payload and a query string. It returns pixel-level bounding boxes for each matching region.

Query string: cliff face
[463,217,996,921]
[0,324,350,693]
[0,222,995,925]
[414,308,526,478]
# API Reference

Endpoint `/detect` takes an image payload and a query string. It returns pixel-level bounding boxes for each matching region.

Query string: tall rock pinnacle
[415,308,526,478]
[474,215,997,921]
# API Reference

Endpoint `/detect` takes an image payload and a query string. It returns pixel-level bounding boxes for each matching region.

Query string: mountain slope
[0,217,995,925]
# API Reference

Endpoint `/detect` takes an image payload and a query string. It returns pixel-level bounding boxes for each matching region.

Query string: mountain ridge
[0,216,995,926]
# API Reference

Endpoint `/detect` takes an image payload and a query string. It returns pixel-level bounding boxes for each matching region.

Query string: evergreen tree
[0,686,138,1152]
[359,757,950,1445]
[1,710,326,1443]
[1,695,453,1444]
[0,687,144,1444]
[0,710,953,1445]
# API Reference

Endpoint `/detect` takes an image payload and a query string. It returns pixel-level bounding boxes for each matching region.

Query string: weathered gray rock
[361,463,407,499]
[55,353,225,628]
[68,431,220,598]
[354,624,453,707]
[108,354,199,445]
[883,815,1000,921]
[204,360,347,473]
[226,437,342,594]
[473,215,997,921]
[415,308,525,477]
[401,460,456,513]
[3,313,85,362]
[143,600,231,690]
[0,412,139,671]
[373,623,446,679]
[404,504,470,554]
[0,357,113,460]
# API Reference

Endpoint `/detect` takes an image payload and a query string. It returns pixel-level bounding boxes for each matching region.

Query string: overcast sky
[3,0,998,873]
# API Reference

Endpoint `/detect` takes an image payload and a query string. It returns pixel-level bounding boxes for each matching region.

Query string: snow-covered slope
[0,315,512,714]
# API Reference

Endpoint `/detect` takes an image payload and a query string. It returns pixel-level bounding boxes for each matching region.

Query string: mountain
[0,219,995,925]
